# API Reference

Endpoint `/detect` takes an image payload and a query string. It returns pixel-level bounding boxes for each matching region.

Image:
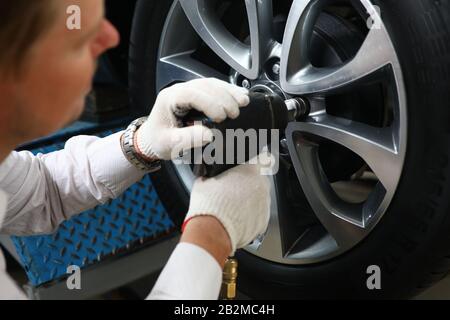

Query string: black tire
[129,0,174,117]
[129,0,189,227]
[129,0,450,299]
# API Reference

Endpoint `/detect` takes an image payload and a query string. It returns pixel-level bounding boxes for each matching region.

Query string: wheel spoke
[280,0,396,94]
[245,177,284,259]
[287,116,401,193]
[245,0,274,69]
[180,0,272,79]
[280,0,323,77]
[285,135,368,247]
[157,52,227,91]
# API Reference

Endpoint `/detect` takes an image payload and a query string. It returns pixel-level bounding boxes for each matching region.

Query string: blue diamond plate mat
[10,125,175,286]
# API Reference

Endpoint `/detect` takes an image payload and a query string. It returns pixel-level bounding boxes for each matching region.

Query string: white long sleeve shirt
[0,132,221,300]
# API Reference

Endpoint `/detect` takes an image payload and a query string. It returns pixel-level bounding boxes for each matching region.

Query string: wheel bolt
[242,79,251,89]
[272,63,280,75]
[280,138,288,150]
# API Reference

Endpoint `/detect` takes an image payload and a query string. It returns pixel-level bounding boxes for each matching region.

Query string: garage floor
[124,272,450,300]
[119,271,450,300]
[416,277,450,300]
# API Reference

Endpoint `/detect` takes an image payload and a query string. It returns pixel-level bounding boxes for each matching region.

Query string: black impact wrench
[182,92,310,178]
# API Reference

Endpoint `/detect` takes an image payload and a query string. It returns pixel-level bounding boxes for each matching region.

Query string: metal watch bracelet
[120,117,162,172]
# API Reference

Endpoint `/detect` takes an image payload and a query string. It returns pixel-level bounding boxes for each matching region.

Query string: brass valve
[220,257,238,300]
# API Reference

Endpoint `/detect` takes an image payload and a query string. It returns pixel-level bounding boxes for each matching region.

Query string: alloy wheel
[156,0,407,264]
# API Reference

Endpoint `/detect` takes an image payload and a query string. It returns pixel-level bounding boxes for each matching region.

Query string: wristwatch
[120,117,162,172]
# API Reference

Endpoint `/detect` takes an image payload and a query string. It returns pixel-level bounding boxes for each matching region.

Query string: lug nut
[296,97,311,119]
[241,79,251,89]
[285,97,310,120]
[272,63,280,75]
[280,138,288,150]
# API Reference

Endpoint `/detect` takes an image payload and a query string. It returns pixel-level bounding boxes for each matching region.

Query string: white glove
[185,153,272,256]
[136,78,250,160]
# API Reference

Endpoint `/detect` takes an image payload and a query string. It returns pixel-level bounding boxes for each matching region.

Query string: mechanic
[0,0,270,299]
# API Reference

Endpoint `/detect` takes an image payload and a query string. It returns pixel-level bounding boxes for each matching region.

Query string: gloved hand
[184,153,272,256]
[136,78,250,160]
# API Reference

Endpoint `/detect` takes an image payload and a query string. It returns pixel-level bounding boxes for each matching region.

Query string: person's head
[0,0,119,154]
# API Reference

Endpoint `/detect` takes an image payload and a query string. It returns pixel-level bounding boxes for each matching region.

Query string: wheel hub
[230,63,287,100]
